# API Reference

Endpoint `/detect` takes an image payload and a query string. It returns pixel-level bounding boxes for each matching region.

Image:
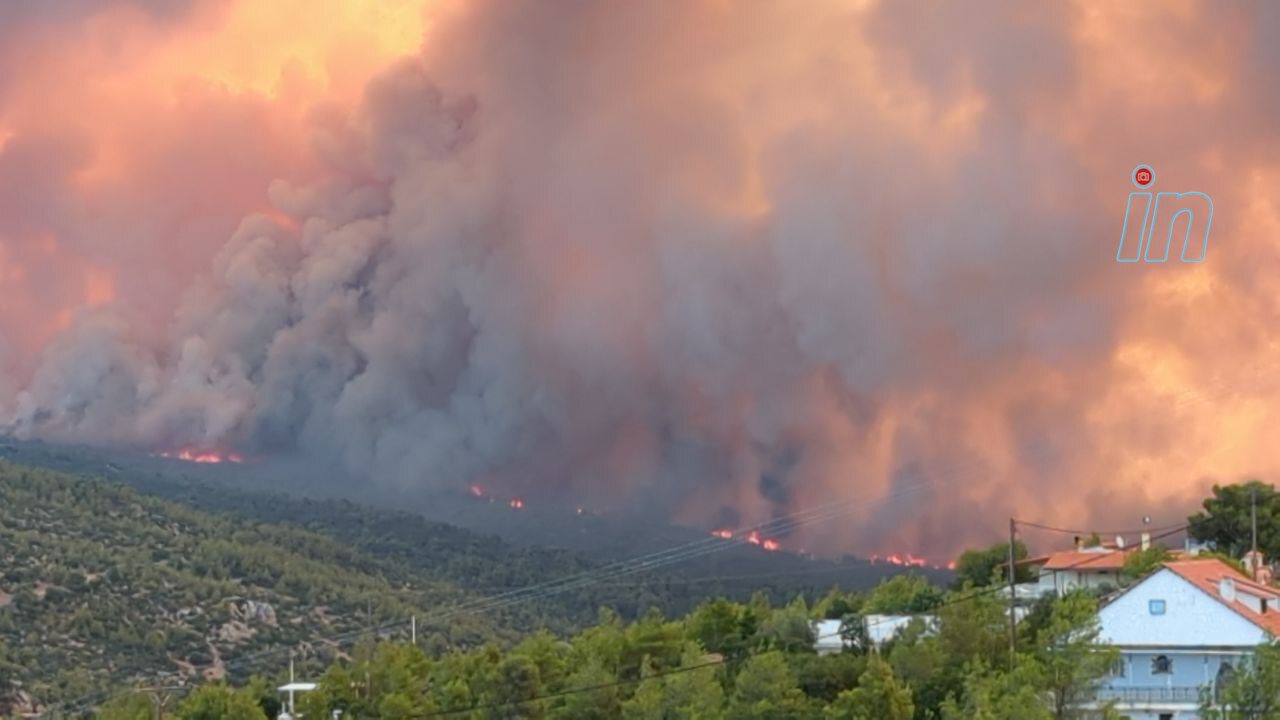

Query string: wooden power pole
[1007,517,1017,666]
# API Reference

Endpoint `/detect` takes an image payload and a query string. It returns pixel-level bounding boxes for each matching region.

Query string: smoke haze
[3,0,1280,556]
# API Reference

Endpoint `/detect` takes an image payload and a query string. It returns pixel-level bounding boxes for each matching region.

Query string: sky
[1,0,1279,558]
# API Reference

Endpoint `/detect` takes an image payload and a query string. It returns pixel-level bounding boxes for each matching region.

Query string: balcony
[1091,686,1202,704]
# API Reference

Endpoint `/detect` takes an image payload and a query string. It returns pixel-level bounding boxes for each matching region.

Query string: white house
[1090,558,1280,720]
[811,614,937,655]
[1027,546,1129,595]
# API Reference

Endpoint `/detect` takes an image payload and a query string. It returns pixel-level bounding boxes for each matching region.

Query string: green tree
[865,575,944,614]
[1188,481,1280,559]
[728,650,813,720]
[1032,592,1117,720]
[790,652,866,704]
[953,542,1034,589]
[621,645,725,720]
[838,613,872,655]
[757,598,816,653]
[815,588,863,620]
[825,655,913,720]
[553,659,618,720]
[1200,644,1280,720]
[174,684,266,720]
[940,660,1053,720]
[1120,545,1171,584]
[97,692,156,720]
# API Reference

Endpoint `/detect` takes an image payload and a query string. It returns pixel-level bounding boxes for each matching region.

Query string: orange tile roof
[1038,549,1129,571]
[1164,559,1280,636]
[1033,546,1192,572]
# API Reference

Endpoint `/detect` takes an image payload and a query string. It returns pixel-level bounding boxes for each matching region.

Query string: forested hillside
[0,463,573,714]
[0,439,950,617]
[0,444,952,716]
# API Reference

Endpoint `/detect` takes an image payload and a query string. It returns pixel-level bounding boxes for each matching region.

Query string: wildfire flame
[156,448,243,464]
[509,498,525,510]
[709,528,781,551]
[868,552,954,570]
[469,483,487,498]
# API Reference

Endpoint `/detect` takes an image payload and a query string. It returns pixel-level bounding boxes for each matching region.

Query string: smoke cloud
[4,0,1280,556]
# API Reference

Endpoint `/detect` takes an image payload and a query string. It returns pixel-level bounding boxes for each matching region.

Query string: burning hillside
[155,449,244,465]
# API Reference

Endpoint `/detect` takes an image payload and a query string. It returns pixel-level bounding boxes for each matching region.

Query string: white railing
[1092,686,1201,704]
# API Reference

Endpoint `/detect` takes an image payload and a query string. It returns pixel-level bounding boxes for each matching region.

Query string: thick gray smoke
[6,0,1280,554]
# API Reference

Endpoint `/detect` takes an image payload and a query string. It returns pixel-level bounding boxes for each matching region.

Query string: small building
[812,614,937,655]
[1089,558,1280,720]
[1027,545,1129,595]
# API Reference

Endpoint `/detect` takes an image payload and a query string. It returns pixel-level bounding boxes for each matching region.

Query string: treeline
[96,584,1118,719]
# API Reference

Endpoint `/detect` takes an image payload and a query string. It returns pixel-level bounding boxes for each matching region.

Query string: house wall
[1096,569,1268,648]
[1095,568,1268,720]
[1037,568,1124,595]
[1110,649,1249,688]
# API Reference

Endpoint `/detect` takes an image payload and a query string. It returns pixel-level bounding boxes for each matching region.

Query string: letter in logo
[1144,191,1214,263]
[1116,165,1213,263]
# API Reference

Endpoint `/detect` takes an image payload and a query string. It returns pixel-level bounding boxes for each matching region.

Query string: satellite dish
[1116,536,1126,549]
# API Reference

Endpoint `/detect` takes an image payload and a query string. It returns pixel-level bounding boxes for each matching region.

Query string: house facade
[1030,546,1129,595]
[1091,559,1280,720]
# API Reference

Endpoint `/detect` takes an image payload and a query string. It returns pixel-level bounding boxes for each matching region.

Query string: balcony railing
[1091,686,1202,704]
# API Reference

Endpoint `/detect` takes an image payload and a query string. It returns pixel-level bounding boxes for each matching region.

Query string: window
[1110,658,1126,678]
[1152,655,1173,674]
[1149,599,1166,615]
[1215,662,1236,704]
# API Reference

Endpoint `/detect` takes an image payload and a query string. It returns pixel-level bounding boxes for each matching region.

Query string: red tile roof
[1032,547,1191,572]
[1164,559,1280,636]
[1038,550,1129,571]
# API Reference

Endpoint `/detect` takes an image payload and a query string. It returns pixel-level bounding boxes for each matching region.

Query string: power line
[1013,519,1186,538]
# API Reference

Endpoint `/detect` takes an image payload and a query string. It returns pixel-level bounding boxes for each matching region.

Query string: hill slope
[0,462,572,714]
[0,439,951,608]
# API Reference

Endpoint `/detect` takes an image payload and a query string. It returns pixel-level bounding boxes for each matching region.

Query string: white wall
[1097,568,1267,648]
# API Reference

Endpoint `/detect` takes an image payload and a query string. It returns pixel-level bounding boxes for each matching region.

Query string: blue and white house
[1090,558,1279,720]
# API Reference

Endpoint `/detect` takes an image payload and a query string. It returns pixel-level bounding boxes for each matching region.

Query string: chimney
[1244,550,1266,581]
[1074,535,1081,551]
[1141,532,1150,551]
[1219,577,1236,601]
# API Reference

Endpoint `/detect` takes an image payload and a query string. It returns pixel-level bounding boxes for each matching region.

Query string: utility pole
[1007,517,1017,667]
[1252,485,1259,580]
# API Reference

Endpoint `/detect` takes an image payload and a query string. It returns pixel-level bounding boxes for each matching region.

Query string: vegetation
[89,588,1116,720]
[1199,644,1280,719]
[6,444,1277,718]
[1189,480,1280,559]
[0,461,573,714]
[951,542,1034,589]
[1120,545,1171,583]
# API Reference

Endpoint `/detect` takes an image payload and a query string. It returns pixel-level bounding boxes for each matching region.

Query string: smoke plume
[4,0,1280,556]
